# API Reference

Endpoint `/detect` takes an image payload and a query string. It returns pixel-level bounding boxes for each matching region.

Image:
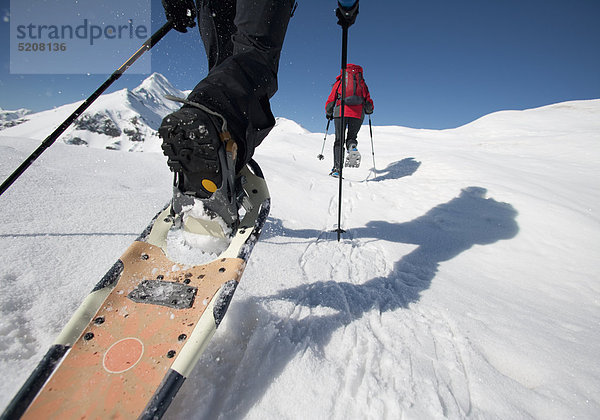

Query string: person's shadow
[369,158,421,182]
[265,186,518,323]
[167,187,519,419]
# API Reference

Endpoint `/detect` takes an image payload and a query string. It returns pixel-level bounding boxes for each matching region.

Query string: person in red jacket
[325,63,374,176]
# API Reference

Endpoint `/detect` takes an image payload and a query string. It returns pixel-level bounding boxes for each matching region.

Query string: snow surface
[1,99,600,419]
[166,198,233,266]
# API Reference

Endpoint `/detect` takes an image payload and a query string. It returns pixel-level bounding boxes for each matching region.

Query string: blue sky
[1,0,599,133]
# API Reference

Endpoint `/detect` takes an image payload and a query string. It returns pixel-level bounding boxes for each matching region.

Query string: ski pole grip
[338,0,357,7]
[337,0,359,27]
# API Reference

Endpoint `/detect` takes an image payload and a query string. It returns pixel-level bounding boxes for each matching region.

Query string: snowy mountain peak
[0,107,31,130]
[0,73,187,152]
[273,117,309,135]
[132,72,182,101]
[0,107,31,119]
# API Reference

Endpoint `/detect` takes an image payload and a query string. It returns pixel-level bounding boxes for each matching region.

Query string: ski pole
[335,28,348,241]
[368,115,376,170]
[334,0,359,241]
[317,119,331,160]
[0,21,174,198]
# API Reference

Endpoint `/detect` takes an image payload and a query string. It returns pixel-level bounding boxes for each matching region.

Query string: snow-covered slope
[0,107,31,130]
[1,73,185,152]
[0,99,599,419]
[455,99,600,138]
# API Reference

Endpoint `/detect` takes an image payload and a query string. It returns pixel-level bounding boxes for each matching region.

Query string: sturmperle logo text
[10,0,152,74]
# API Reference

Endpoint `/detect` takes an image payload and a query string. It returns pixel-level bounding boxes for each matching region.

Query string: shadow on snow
[368,157,421,182]
[170,186,519,418]
[263,186,518,330]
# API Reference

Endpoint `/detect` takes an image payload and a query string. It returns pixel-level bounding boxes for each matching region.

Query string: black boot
[159,105,239,230]
[160,106,224,197]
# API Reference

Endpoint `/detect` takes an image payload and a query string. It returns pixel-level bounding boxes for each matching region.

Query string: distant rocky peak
[0,107,31,121]
[132,72,183,101]
[72,112,121,137]
[0,108,32,130]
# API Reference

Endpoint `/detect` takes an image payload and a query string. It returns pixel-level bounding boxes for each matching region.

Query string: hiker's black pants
[188,0,295,170]
[333,116,363,170]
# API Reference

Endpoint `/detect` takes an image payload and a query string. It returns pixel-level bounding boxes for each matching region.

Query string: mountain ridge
[2,75,599,153]
[0,73,185,152]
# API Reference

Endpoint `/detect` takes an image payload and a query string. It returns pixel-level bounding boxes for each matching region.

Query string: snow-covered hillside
[0,99,599,419]
[1,73,185,152]
[0,107,31,130]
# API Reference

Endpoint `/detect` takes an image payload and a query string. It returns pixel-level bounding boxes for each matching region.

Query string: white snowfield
[0,92,599,419]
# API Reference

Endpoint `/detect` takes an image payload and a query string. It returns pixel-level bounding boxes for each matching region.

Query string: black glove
[364,102,373,114]
[326,113,333,120]
[162,0,196,33]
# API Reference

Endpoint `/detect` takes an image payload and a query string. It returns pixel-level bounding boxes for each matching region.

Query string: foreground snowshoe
[2,106,270,420]
[344,144,361,168]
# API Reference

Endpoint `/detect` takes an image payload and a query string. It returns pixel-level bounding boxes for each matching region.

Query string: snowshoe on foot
[329,168,341,178]
[345,144,361,168]
[159,105,240,233]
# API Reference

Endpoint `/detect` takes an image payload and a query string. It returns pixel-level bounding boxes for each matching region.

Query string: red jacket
[325,64,374,119]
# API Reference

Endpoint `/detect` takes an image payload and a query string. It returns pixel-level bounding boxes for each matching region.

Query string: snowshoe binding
[344,143,361,168]
[329,168,341,178]
[159,103,240,236]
